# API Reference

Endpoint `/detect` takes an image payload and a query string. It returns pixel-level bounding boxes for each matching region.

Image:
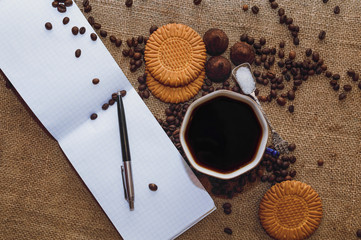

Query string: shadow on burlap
[0,0,360,239]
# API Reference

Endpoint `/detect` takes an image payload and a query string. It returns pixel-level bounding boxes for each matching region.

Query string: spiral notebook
[0,1,215,239]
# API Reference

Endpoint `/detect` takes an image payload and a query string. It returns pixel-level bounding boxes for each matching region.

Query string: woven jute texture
[1,0,360,239]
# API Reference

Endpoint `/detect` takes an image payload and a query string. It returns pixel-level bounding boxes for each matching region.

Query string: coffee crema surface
[185,96,263,173]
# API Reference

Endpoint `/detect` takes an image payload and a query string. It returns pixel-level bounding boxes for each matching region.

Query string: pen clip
[121,165,128,201]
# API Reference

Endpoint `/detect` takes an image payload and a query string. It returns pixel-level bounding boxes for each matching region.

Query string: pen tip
[129,201,134,210]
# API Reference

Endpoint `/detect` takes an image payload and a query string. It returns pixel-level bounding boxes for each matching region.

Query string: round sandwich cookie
[146,69,205,103]
[144,23,206,87]
[259,180,322,240]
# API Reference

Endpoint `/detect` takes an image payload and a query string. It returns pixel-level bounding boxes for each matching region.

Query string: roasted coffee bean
[130,59,135,65]
[135,60,142,68]
[122,49,129,57]
[222,202,231,209]
[149,183,158,191]
[332,74,340,80]
[87,16,94,25]
[112,93,117,100]
[287,90,295,100]
[84,5,92,13]
[45,22,52,30]
[291,31,298,38]
[62,17,70,25]
[65,0,73,7]
[279,40,285,48]
[57,4,67,13]
[289,170,296,178]
[282,161,290,170]
[109,35,117,43]
[277,97,286,106]
[129,49,134,57]
[289,50,296,60]
[278,60,285,68]
[90,33,97,41]
[333,84,340,91]
[278,49,285,59]
[108,99,115,105]
[137,76,146,84]
[288,143,296,151]
[142,90,150,99]
[305,48,312,56]
[357,229,361,238]
[125,0,133,7]
[251,6,259,14]
[120,90,127,97]
[224,228,232,235]
[318,30,326,40]
[268,56,275,65]
[352,73,359,81]
[343,84,352,91]
[90,113,97,120]
[259,37,266,46]
[322,0,328,3]
[268,174,276,182]
[288,105,294,113]
[253,43,261,49]
[71,26,79,35]
[78,27,85,34]
[277,83,284,90]
[325,71,332,78]
[240,33,248,42]
[261,54,267,62]
[285,17,293,25]
[270,2,278,9]
[338,93,346,100]
[330,80,337,86]
[293,37,299,45]
[133,52,142,60]
[347,69,355,77]
[320,64,327,71]
[242,4,249,11]
[312,52,319,62]
[82,0,89,7]
[247,37,254,45]
[253,70,261,77]
[248,173,257,182]
[193,0,202,5]
[281,93,287,98]
[130,64,136,72]
[92,78,100,85]
[102,103,109,110]
[52,1,59,8]
[224,208,232,215]
[261,175,268,182]
[75,49,81,58]
[100,30,107,37]
[115,39,122,47]
[149,25,158,34]
[278,8,285,16]
[92,23,101,30]
[334,6,340,14]
[359,82,361,90]
[317,159,324,166]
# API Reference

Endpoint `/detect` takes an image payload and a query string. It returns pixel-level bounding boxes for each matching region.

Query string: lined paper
[0,1,215,239]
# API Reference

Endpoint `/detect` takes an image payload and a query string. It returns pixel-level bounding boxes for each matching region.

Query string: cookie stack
[144,23,207,103]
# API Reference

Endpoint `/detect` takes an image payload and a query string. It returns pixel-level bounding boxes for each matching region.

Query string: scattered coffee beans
[80,27,86,34]
[100,30,107,37]
[242,4,248,11]
[149,25,158,34]
[193,0,202,5]
[92,78,100,85]
[334,6,340,14]
[102,103,109,110]
[90,113,97,120]
[289,50,296,60]
[57,4,67,13]
[88,16,95,25]
[75,49,81,58]
[343,84,352,91]
[318,30,326,40]
[288,143,296,151]
[338,93,346,100]
[90,33,97,41]
[93,23,101,30]
[224,208,232,215]
[45,22,52,30]
[224,228,232,235]
[125,0,133,7]
[72,26,79,35]
[353,73,359,81]
[62,17,70,25]
[317,159,324,166]
[149,183,158,191]
[251,6,259,14]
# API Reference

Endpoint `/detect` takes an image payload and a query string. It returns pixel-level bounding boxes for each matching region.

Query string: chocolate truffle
[203,28,229,56]
[205,56,231,82]
[230,42,255,65]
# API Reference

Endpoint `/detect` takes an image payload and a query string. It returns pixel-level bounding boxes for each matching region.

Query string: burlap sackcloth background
[0,0,360,239]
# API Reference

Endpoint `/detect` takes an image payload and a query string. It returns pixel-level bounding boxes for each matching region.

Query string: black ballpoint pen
[117,91,135,210]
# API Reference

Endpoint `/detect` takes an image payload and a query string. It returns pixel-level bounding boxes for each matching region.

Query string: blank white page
[0,1,215,239]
